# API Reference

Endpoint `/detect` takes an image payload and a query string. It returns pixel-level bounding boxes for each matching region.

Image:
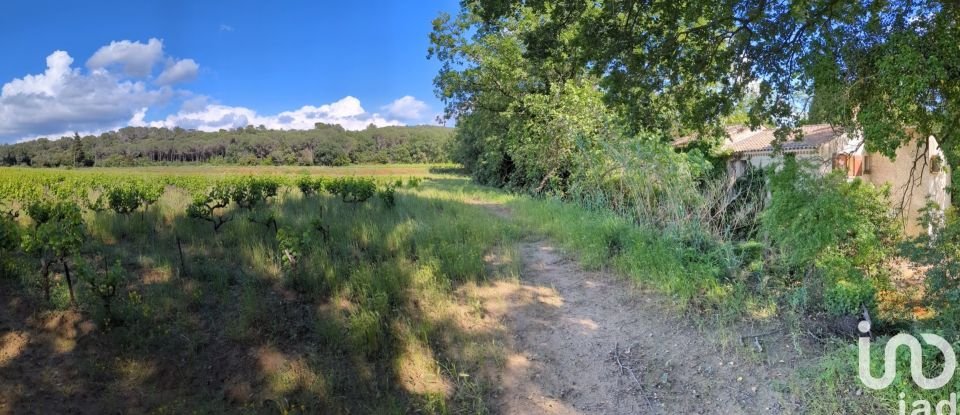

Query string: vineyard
[0,167,519,413]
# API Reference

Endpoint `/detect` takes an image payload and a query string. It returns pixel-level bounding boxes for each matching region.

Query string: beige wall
[726,132,952,236]
[864,136,952,236]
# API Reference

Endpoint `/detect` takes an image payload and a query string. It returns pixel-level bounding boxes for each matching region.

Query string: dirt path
[470,201,808,414]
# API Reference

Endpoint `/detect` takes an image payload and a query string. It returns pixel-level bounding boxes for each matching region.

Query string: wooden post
[176,235,187,277]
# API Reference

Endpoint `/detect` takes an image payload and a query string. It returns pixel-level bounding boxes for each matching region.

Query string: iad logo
[858,320,957,390]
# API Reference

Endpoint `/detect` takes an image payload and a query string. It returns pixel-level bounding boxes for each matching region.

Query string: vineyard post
[62,259,76,307]
[176,235,187,277]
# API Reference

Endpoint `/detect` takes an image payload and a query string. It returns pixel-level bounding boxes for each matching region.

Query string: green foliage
[348,309,383,357]
[326,177,376,203]
[22,200,85,257]
[902,204,960,337]
[0,169,513,413]
[0,215,20,278]
[296,176,326,196]
[0,215,17,251]
[276,227,302,270]
[451,1,960,172]
[229,176,279,210]
[430,11,617,193]
[21,199,86,302]
[105,184,143,214]
[762,157,901,316]
[377,184,396,208]
[186,182,234,233]
[0,125,455,167]
[77,258,126,325]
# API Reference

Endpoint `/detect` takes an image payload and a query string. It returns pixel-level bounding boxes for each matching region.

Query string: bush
[326,177,376,203]
[902,204,960,338]
[296,176,326,196]
[77,258,126,326]
[0,215,20,279]
[377,184,396,208]
[762,157,901,316]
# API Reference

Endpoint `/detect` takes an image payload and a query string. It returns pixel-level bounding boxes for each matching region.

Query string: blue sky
[0,0,459,143]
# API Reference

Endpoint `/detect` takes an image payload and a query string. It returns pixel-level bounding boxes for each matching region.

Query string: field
[0,166,523,413]
[0,165,895,414]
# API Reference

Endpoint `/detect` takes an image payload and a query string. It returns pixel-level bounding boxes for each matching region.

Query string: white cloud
[0,38,423,142]
[0,50,171,139]
[219,24,234,32]
[156,59,199,85]
[128,107,149,127]
[382,95,429,120]
[148,96,404,132]
[86,38,164,77]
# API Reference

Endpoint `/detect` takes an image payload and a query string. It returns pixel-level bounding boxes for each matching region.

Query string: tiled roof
[673,125,755,148]
[726,124,842,154]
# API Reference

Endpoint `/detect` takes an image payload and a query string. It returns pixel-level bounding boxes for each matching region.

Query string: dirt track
[478,240,804,414]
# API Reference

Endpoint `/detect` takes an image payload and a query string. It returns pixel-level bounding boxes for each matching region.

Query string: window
[931,155,943,173]
[833,154,848,171]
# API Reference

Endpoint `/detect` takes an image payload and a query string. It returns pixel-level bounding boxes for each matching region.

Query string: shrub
[0,215,19,279]
[21,200,86,303]
[186,182,234,233]
[762,157,901,316]
[296,176,326,196]
[231,176,279,210]
[77,258,126,326]
[326,177,376,203]
[103,181,164,215]
[377,184,396,208]
[902,203,960,338]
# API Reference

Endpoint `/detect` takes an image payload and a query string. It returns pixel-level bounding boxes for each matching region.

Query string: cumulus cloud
[156,58,199,85]
[0,38,421,142]
[86,38,164,77]
[147,96,404,132]
[0,50,170,139]
[382,95,429,120]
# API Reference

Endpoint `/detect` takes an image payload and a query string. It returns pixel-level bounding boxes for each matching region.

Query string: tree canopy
[0,124,454,167]
[431,0,960,196]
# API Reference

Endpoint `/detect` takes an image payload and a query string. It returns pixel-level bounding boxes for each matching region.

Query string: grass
[405,178,909,414]
[0,168,904,413]
[1,168,521,414]
[2,163,459,179]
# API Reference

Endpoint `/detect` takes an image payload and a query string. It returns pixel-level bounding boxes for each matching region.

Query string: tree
[0,125,454,167]
[428,8,615,192]
[72,132,86,167]
[453,0,960,185]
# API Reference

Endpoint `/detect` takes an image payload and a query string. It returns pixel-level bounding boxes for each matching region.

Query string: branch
[611,343,653,409]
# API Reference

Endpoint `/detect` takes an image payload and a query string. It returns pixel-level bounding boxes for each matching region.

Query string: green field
[0,166,524,413]
[0,165,922,414]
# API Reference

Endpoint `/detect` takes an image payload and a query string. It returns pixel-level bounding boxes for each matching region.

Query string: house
[677,124,953,235]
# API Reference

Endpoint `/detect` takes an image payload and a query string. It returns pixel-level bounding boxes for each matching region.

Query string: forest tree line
[0,123,455,167]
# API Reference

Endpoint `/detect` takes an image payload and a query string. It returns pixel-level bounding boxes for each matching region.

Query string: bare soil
[476,240,810,414]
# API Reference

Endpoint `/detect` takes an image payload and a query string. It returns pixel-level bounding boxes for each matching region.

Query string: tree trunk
[41,258,51,301]
[62,259,76,307]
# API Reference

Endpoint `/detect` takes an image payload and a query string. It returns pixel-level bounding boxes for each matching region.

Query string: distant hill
[0,123,455,167]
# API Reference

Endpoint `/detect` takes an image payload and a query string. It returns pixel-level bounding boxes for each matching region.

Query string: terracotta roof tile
[725,124,842,154]
[673,125,757,147]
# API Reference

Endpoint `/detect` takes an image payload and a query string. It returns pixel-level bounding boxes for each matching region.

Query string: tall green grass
[3,173,522,413]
